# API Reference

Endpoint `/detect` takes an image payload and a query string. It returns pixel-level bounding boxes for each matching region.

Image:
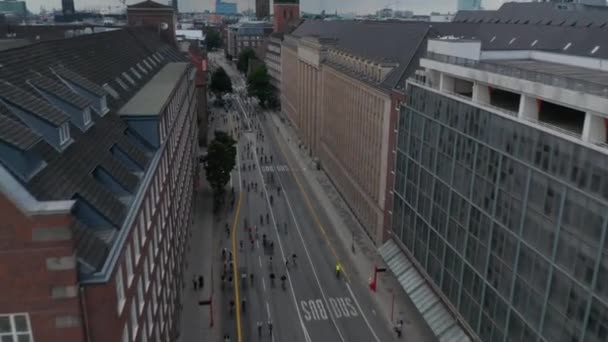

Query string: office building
[540,0,606,6]
[457,0,482,11]
[256,0,270,19]
[0,0,27,18]
[385,20,608,342]
[264,32,283,91]
[215,0,237,15]
[0,24,198,342]
[61,0,75,15]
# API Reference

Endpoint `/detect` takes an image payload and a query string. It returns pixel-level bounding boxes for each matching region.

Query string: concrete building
[215,0,237,15]
[458,0,482,11]
[264,32,283,90]
[0,26,198,342]
[225,21,272,59]
[256,0,270,20]
[273,0,300,32]
[384,19,608,342]
[281,20,434,244]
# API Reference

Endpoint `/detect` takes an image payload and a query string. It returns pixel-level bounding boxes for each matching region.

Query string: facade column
[582,112,607,143]
[472,82,490,104]
[518,94,539,120]
[439,72,454,92]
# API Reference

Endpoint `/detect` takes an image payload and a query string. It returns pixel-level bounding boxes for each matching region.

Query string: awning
[379,239,472,342]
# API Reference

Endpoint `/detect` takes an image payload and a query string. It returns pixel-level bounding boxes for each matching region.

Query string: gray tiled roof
[28,73,92,110]
[53,67,106,97]
[454,2,608,29]
[71,220,111,274]
[290,20,431,89]
[0,110,41,150]
[0,80,70,126]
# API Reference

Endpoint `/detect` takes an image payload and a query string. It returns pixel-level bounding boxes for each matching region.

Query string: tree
[237,48,257,74]
[247,65,278,109]
[206,29,222,50]
[204,131,237,198]
[210,67,233,98]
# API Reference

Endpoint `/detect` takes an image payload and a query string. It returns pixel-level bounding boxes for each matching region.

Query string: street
[210,53,399,342]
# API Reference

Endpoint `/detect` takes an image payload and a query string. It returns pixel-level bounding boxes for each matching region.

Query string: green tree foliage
[210,67,233,98]
[237,48,257,74]
[204,131,237,196]
[247,65,278,109]
[205,29,222,50]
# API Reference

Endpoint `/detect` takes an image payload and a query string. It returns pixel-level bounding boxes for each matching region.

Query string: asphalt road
[210,53,398,342]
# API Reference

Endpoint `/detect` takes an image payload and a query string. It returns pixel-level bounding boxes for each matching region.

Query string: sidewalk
[268,112,436,341]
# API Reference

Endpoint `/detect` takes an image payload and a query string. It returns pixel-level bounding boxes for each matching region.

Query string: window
[146,199,152,229]
[148,245,155,272]
[122,324,129,342]
[130,300,138,340]
[133,229,140,263]
[83,108,91,125]
[144,257,150,291]
[591,45,600,54]
[102,83,120,99]
[116,266,126,314]
[115,77,129,90]
[141,322,148,342]
[563,42,572,51]
[59,123,70,145]
[0,313,33,341]
[138,278,145,313]
[126,245,134,286]
[147,305,153,334]
[139,222,146,248]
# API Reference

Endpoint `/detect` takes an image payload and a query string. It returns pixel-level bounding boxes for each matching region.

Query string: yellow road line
[272,125,351,283]
[231,192,244,342]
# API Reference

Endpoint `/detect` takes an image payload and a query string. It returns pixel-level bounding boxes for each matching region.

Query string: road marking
[266,301,271,319]
[237,98,312,342]
[261,165,289,172]
[346,283,381,342]
[300,297,359,321]
[258,255,262,268]
[229,113,244,342]
[262,278,266,292]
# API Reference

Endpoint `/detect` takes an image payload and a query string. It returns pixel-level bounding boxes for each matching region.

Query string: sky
[30,0,508,15]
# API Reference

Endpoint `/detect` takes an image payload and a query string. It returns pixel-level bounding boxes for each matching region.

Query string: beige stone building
[281,21,430,243]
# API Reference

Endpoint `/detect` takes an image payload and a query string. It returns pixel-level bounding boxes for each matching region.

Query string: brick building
[256,0,270,20]
[0,26,197,342]
[127,0,177,45]
[273,0,300,33]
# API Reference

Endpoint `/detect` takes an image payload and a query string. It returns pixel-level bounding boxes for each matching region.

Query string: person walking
[193,277,198,291]
[198,275,204,289]
[335,263,342,279]
[257,321,263,337]
[268,320,273,336]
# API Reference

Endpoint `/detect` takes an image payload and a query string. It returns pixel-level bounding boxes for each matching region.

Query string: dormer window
[122,72,136,86]
[59,123,70,145]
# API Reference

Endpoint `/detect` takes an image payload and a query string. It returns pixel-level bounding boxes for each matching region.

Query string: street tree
[204,131,237,200]
[210,67,233,99]
[205,29,222,50]
[237,48,257,74]
[247,64,278,108]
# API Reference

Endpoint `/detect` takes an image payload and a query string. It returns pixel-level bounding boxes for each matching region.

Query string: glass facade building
[391,82,608,342]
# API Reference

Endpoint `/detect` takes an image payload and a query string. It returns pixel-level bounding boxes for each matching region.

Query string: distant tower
[61,0,75,15]
[457,0,482,11]
[256,0,270,19]
[273,0,299,32]
[172,0,178,12]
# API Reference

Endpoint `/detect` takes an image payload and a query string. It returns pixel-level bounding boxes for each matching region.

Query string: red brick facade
[127,5,176,45]
[273,3,299,33]
[0,194,84,342]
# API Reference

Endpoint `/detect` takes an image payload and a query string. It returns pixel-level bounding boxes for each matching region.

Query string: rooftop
[119,62,189,116]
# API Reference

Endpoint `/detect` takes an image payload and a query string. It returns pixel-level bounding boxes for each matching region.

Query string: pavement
[181,52,437,342]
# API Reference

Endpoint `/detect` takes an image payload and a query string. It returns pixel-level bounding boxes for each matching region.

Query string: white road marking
[258,255,262,268]
[300,297,359,321]
[237,98,312,342]
[346,283,381,342]
[262,278,266,292]
[266,301,271,319]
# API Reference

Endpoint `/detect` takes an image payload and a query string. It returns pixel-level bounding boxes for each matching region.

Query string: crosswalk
[260,165,290,172]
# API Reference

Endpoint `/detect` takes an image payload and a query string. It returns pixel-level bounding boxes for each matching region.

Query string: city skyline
[29,0,508,15]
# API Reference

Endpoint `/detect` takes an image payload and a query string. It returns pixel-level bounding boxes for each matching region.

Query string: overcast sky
[31,0,509,15]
